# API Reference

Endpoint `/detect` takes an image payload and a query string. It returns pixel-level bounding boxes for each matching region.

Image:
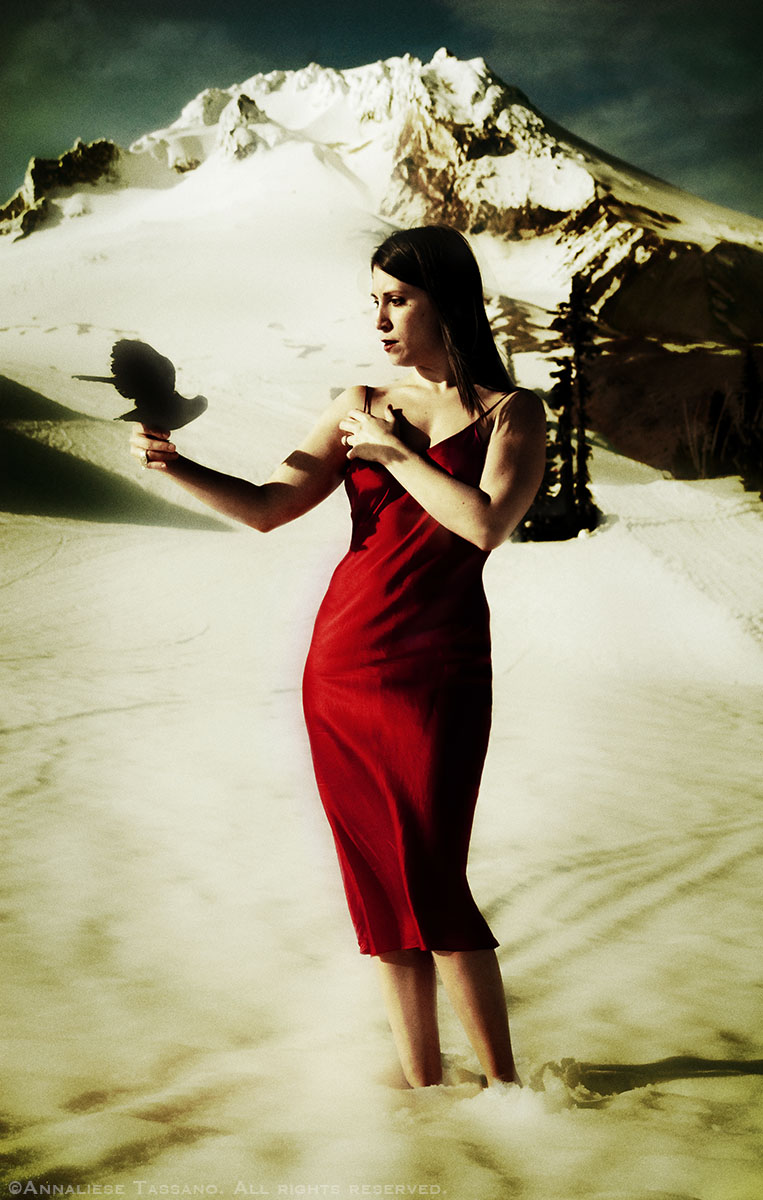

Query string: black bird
[74,339,208,430]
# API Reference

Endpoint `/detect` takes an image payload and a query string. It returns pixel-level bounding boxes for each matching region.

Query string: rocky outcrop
[584,340,763,476]
[0,139,121,238]
[217,94,288,160]
[594,237,763,345]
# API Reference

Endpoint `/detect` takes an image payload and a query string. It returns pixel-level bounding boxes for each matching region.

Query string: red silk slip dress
[302,393,502,956]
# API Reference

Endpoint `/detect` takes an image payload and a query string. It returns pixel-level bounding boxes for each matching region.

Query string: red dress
[302,395,500,956]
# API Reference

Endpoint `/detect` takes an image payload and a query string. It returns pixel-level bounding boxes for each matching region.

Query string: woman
[130,225,547,1090]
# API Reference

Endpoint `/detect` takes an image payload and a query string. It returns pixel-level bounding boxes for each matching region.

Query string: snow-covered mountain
[2,47,763,471]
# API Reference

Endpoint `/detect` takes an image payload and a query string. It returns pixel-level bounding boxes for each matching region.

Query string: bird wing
[109,340,176,402]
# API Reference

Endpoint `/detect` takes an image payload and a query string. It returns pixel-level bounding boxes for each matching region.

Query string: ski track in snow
[502,815,762,984]
[595,472,763,645]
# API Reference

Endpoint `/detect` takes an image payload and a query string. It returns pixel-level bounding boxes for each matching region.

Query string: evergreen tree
[573,356,597,529]
[706,387,737,475]
[567,276,598,530]
[554,356,576,520]
[694,350,763,492]
[552,274,601,533]
[517,355,576,541]
[520,272,602,540]
[736,348,763,493]
[740,348,762,429]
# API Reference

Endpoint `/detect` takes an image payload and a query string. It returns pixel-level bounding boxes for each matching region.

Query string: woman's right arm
[129,386,361,532]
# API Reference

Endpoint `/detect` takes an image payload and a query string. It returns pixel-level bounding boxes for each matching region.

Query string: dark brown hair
[371,225,513,416]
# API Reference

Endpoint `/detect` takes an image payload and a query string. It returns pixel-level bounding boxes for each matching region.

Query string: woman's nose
[375,306,391,331]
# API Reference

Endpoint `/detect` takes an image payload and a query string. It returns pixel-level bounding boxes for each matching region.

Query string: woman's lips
[382,340,398,352]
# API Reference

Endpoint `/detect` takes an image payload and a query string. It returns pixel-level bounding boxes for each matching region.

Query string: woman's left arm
[340,390,547,551]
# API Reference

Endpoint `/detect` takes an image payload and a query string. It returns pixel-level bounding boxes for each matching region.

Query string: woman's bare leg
[375,949,443,1087]
[433,949,520,1085]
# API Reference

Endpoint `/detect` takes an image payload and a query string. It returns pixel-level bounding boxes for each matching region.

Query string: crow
[74,339,208,430]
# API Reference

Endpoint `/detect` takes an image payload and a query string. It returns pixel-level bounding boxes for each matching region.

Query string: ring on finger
[141,449,150,468]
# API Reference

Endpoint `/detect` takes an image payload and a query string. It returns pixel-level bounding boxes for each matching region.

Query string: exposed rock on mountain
[0,139,121,238]
[597,237,763,345]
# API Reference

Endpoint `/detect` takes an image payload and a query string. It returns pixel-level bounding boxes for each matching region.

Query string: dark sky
[2,0,761,218]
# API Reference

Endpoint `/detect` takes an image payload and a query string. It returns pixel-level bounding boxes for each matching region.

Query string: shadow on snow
[0,375,229,530]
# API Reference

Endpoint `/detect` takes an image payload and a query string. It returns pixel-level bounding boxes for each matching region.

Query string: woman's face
[371,266,446,370]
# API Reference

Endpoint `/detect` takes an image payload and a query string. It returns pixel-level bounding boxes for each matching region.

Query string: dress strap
[480,389,517,420]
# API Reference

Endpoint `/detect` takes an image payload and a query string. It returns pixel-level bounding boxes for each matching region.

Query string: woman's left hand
[338,405,405,464]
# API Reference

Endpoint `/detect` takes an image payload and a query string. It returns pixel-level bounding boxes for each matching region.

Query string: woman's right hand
[129,423,179,471]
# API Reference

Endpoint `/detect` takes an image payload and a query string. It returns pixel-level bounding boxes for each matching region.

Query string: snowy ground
[2,163,763,1200]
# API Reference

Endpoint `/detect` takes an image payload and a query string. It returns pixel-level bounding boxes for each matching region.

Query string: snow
[1,55,763,1200]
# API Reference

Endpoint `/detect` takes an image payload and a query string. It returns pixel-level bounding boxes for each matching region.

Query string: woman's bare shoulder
[330,381,399,408]
[311,385,368,429]
[491,387,546,432]
[338,382,402,416]
[330,383,367,409]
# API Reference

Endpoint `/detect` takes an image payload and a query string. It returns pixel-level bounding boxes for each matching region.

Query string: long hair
[371,225,514,416]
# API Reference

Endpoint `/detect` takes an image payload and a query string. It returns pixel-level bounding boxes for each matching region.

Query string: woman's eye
[390,297,405,306]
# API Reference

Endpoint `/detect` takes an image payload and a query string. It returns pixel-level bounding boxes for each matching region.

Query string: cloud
[2,4,257,114]
[0,1,267,196]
